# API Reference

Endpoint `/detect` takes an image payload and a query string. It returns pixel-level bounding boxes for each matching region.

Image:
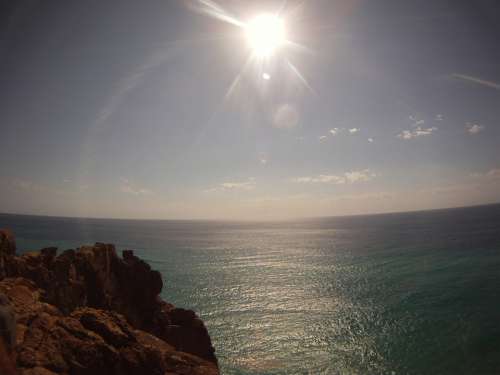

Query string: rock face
[0,229,219,375]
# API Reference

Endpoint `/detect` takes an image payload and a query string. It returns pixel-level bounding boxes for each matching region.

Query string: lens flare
[245,14,286,58]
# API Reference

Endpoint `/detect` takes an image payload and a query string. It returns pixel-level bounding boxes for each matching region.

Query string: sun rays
[188,0,312,100]
[245,14,286,58]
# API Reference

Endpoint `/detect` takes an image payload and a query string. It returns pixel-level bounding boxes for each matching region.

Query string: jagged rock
[0,340,17,375]
[71,308,136,348]
[0,229,16,256]
[0,230,219,374]
[0,292,16,350]
[14,305,218,375]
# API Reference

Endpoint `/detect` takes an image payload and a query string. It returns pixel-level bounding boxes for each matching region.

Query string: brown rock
[0,340,17,375]
[0,230,219,373]
[0,229,16,256]
[21,367,58,375]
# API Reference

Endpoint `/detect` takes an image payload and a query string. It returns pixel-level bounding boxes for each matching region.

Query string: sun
[245,14,286,58]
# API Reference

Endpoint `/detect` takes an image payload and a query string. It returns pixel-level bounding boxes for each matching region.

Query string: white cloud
[486,169,500,178]
[471,168,500,180]
[466,123,484,135]
[397,126,437,140]
[348,128,360,134]
[345,170,376,183]
[292,169,376,185]
[368,138,374,143]
[258,152,268,165]
[329,128,341,136]
[319,135,327,141]
[205,178,256,193]
[120,179,152,195]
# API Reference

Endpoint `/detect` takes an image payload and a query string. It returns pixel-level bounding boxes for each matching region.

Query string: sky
[0,0,499,220]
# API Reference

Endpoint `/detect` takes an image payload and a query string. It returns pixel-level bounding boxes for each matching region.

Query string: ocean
[1,204,500,375]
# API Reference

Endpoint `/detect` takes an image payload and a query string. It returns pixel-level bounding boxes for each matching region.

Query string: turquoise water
[1,204,500,374]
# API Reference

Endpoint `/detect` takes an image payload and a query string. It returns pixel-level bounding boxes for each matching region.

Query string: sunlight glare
[245,14,285,58]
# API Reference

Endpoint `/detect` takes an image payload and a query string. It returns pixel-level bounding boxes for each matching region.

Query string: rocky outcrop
[0,229,218,375]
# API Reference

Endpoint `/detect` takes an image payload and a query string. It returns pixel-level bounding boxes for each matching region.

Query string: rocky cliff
[0,229,219,375]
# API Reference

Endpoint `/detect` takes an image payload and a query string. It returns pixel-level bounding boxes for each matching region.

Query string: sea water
[1,204,500,374]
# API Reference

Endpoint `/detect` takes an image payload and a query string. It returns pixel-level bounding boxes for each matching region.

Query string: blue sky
[1,0,499,219]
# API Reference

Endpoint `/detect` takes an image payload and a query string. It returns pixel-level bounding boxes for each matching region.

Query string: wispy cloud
[258,152,268,165]
[292,169,376,184]
[12,179,41,192]
[120,179,152,195]
[471,168,500,180]
[329,128,341,136]
[397,126,437,140]
[466,123,484,135]
[368,138,374,143]
[435,114,444,121]
[319,135,327,142]
[452,73,500,90]
[205,178,256,192]
[348,128,360,134]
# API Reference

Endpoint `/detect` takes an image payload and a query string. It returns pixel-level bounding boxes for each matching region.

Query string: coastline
[0,229,219,375]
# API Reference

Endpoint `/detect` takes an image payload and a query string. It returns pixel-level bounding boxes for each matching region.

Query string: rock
[0,340,17,375]
[0,229,16,256]
[17,311,120,374]
[71,308,136,348]
[15,306,218,375]
[159,307,217,364]
[21,367,58,375]
[0,229,16,280]
[0,230,219,374]
[0,292,16,350]
[3,242,217,365]
[40,248,57,258]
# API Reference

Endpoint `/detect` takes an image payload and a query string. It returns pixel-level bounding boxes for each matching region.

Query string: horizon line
[1,201,499,224]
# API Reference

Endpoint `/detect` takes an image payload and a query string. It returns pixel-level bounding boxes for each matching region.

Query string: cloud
[319,135,327,142]
[292,169,376,184]
[471,168,500,180]
[368,138,374,143]
[258,152,268,165]
[120,179,152,195]
[452,73,500,90]
[348,128,360,134]
[466,123,484,135]
[397,126,437,140]
[435,114,444,121]
[329,128,341,136]
[205,178,256,192]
